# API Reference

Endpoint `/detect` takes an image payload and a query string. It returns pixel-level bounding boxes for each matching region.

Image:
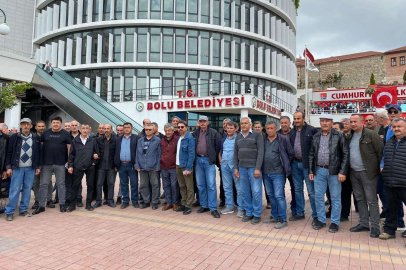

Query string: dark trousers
[162,168,179,205]
[71,166,95,206]
[97,169,115,203]
[383,186,406,235]
[326,175,353,218]
[377,173,387,212]
[219,169,238,206]
[93,164,108,200]
[287,175,297,215]
[193,168,199,201]
[65,168,83,204]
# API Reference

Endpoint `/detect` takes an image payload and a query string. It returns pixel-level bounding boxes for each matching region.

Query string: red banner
[372,86,398,107]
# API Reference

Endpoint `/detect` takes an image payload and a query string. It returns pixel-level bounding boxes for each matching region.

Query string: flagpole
[305,46,309,124]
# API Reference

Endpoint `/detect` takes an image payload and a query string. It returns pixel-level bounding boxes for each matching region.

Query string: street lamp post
[0,8,10,35]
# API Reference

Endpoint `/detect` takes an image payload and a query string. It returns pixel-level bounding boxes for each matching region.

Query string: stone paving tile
[0,178,405,269]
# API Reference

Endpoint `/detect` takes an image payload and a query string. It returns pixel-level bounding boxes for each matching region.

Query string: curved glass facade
[34,0,297,113]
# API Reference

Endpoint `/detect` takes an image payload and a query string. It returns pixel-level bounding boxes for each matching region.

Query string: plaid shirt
[317,131,330,166]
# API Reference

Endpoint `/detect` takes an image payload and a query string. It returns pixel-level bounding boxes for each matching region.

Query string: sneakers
[397,225,406,231]
[264,216,278,223]
[289,214,305,221]
[6,214,13,221]
[329,223,339,233]
[19,211,31,217]
[379,233,396,240]
[236,210,245,218]
[220,206,234,215]
[242,215,254,222]
[275,220,287,229]
[251,217,261,225]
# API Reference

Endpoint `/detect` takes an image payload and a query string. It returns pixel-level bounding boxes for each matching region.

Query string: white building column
[51,42,58,65]
[121,32,126,62]
[77,0,84,24]
[41,10,47,35]
[45,44,52,62]
[68,0,74,26]
[241,109,249,118]
[46,7,53,33]
[96,76,101,95]
[107,76,112,102]
[36,14,42,37]
[108,33,113,62]
[40,46,46,63]
[85,77,90,88]
[76,37,82,65]
[88,0,93,22]
[66,38,73,65]
[270,15,276,41]
[97,34,102,63]
[4,99,21,131]
[58,40,65,67]
[99,0,104,21]
[258,46,263,73]
[86,35,92,64]
[53,4,60,30]
[60,1,67,27]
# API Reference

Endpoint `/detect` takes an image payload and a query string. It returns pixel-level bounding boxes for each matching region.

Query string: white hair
[240,117,252,125]
[374,108,389,119]
[0,123,8,129]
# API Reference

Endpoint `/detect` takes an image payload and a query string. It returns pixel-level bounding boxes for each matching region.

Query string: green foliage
[295,0,300,10]
[0,81,31,113]
[370,73,376,85]
[403,70,406,83]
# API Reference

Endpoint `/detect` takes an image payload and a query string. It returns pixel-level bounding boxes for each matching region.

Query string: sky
[296,0,406,60]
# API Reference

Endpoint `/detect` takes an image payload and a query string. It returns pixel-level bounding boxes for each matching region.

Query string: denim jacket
[178,132,196,171]
[135,136,161,171]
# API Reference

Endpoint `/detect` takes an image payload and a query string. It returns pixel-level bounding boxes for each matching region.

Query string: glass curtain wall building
[33,0,297,113]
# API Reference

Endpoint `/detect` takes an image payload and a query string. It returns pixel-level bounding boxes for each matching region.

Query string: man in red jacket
[160,123,180,211]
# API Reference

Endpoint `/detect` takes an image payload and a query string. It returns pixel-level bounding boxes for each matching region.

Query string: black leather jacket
[309,128,349,176]
[289,122,317,169]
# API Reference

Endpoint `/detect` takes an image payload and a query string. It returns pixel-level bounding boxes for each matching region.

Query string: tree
[370,73,376,85]
[0,81,31,113]
[403,70,406,84]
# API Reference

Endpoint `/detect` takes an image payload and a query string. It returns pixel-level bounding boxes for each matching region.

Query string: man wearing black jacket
[93,124,116,208]
[289,112,318,224]
[67,124,99,212]
[193,115,221,218]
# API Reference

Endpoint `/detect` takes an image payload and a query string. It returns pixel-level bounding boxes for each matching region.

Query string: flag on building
[303,48,319,72]
[372,86,398,107]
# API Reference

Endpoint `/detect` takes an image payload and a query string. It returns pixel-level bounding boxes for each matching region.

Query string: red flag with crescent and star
[372,86,398,107]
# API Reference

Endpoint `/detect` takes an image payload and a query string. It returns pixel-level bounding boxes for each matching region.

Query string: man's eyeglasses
[178,126,185,129]
[145,129,153,131]
[388,111,399,114]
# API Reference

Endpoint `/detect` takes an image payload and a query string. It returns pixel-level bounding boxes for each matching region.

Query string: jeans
[351,170,380,230]
[291,161,317,218]
[377,173,387,212]
[221,164,243,211]
[314,167,342,225]
[139,170,159,204]
[39,165,66,207]
[5,167,35,214]
[118,164,139,204]
[264,174,287,221]
[195,157,217,211]
[97,169,115,203]
[161,168,179,205]
[239,167,262,217]
[287,175,296,215]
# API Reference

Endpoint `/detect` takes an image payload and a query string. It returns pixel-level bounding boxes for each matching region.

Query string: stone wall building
[385,46,406,84]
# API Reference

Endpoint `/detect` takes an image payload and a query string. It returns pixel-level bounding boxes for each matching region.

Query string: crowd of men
[2,105,406,241]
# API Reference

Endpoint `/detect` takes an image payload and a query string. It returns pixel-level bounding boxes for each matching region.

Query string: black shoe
[219,202,225,209]
[32,207,45,215]
[157,200,161,205]
[77,201,84,207]
[313,220,326,230]
[67,205,76,212]
[121,202,129,209]
[31,201,39,209]
[192,200,201,207]
[289,214,305,221]
[152,203,158,210]
[211,210,220,218]
[176,205,185,212]
[242,215,254,222]
[380,211,386,221]
[340,216,349,222]
[197,207,210,213]
[141,203,151,209]
[326,211,331,218]
[350,224,370,232]
[51,199,59,204]
[6,214,13,221]
[60,205,66,213]
[108,202,116,208]
[312,217,318,226]
[251,217,261,225]
[183,207,191,215]
[133,202,140,208]
[46,201,55,208]
[19,211,31,217]
[65,201,71,209]
[85,204,94,211]
[93,202,102,208]
[103,200,108,205]
[370,228,380,238]
[116,197,122,205]
[329,223,339,233]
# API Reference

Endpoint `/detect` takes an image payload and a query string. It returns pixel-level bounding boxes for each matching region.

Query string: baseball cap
[20,118,32,123]
[387,104,402,112]
[319,113,333,120]
[198,115,209,121]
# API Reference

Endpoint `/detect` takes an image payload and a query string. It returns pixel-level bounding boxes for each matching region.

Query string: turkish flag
[372,87,398,107]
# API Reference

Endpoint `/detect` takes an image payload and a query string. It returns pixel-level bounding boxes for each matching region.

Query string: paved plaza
[0,178,405,270]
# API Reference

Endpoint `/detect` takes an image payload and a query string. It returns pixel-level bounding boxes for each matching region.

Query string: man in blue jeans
[193,115,221,218]
[234,117,264,225]
[219,121,244,217]
[289,112,318,225]
[309,114,349,233]
[263,121,293,229]
[5,118,42,221]
[115,122,139,209]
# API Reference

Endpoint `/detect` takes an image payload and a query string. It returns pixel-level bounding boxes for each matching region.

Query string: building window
[224,0,231,27]
[124,69,134,101]
[175,29,186,63]
[201,0,209,24]
[201,31,210,65]
[391,57,396,66]
[151,0,161,19]
[113,28,122,62]
[401,56,405,65]
[188,0,198,22]
[126,0,136,19]
[175,0,186,21]
[235,0,241,29]
[244,1,250,31]
[212,33,221,66]
[136,69,147,100]
[162,70,173,96]
[83,0,88,23]
[81,33,89,64]
[137,28,148,61]
[175,70,186,96]
[254,5,258,34]
[115,0,123,20]
[223,73,231,95]
[244,39,250,70]
[125,28,135,61]
[93,0,99,21]
[188,30,198,64]
[112,69,121,102]
[200,71,209,96]
[150,69,160,100]
[138,0,148,19]
[163,0,174,20]
[91,32,99,63]
[150,28,161,62]
[213,0,220,25]
[212,72,221,94]
[234,37,241,69]
[73,0,78,24]
[101,30,111,62]
[101,69,109,100]
[103,0,111,20]
[224,34,231,67]
[162,28,174,62]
